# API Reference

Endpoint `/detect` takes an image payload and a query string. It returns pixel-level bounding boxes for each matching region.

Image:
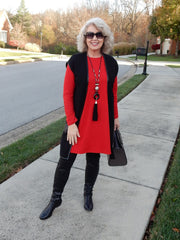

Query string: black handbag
[108,129,127,166]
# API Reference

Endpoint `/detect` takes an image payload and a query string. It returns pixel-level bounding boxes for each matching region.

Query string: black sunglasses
[84,32,105,39]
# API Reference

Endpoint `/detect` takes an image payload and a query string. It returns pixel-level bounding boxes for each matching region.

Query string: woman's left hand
[114,118,120,130]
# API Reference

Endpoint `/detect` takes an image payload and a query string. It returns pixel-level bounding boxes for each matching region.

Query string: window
[0,30,7,43]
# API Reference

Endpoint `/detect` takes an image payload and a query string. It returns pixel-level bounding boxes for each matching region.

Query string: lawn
[0,51,55,63]
[0,117,66,183]
[0,51,35,57]
[130,55,180,62]
[146,129,180,240]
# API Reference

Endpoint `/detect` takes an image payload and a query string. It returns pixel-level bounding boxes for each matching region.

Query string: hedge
[113,42,136,56]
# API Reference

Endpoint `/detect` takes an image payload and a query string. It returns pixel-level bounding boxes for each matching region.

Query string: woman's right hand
[67,123,80,145]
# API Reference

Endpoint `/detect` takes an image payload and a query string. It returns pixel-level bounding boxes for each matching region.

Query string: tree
[10,23,27,49]
[10,0,155,52]
[149,8,170,53]
[108,0,152,43]
[42,25,56,48]
[149,0,180,56]
[12,0,32,34]
[166,1,180,56]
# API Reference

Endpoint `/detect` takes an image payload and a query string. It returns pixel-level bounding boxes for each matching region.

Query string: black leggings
[53,153,100,193]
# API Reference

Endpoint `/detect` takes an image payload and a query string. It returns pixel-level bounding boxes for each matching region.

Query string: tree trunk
[175,35,179,57]
[160,42,163,55]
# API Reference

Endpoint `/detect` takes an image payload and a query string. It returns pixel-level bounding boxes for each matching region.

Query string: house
[156,36,180,56]
[0,10,13,44]
[170,40,180,56]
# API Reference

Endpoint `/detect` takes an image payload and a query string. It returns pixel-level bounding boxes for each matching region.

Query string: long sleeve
[113,76,118,119]
[63,65,78,125]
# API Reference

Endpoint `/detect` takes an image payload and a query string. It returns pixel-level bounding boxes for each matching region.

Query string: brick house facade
[170,40,180,55]
[0,10,13,43]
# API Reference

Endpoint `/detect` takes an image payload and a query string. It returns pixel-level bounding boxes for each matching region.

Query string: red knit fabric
[63,56,118,154]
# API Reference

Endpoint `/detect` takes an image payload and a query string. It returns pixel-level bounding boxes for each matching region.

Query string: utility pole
[40,32,43,49]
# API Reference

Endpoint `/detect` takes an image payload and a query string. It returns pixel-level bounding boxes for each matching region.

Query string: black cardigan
[60,52,118,159]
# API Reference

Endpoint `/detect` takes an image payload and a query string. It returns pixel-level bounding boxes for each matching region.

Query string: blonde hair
[77,18,114,54]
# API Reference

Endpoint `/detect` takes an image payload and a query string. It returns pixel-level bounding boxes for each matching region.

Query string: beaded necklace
[88,56,102,121]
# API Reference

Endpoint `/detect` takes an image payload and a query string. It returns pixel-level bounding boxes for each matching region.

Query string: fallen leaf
[157,197,161,205]
[150,214,155,221]
[172,228,180,233]
[15,167,23,173]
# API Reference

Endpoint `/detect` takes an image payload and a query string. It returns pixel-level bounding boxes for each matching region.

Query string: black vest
[60,52,118,159]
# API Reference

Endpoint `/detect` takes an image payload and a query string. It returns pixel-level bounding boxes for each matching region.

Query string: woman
[39,17,120,220]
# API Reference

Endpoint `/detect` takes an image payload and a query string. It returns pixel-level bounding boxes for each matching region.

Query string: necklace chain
[88,56,102,83]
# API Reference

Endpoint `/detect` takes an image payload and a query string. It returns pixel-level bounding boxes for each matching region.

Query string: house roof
[0,10,13,30]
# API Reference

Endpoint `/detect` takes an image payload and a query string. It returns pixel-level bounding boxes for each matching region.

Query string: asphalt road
[0,60,132,135]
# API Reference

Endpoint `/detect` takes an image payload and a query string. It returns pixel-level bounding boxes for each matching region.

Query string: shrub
[9,40,19,47]
[0,41,5,48]
[25,43,41,52]
[53,42,65,54]
[5,43,17,49]
[8,40,25,49]
[47,43,78,55]
[113,42,136,56]
[64,45,78,55]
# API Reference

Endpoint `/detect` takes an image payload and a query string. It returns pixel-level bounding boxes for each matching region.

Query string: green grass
[117,74,147,101]
[0,117,66,183]
[0,52,34,57]
[0,74,147,183]
[0,51,58,63]
[148,131,180,240]
[0,58,16,62]
[130,55,180,62]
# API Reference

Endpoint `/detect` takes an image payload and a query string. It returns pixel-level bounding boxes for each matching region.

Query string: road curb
[0,108,65,149]
[118,63,137,86]
[0,58,43,66]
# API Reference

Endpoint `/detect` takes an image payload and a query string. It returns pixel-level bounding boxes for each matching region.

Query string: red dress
[63,56,118,154]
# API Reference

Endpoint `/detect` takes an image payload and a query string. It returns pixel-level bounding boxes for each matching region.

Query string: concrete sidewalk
[0,64,180,240]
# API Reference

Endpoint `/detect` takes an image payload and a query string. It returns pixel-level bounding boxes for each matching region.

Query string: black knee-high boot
[39,191,62,220]
[84,153,100,211]
[84,183,94,211]
[39,153,77,220]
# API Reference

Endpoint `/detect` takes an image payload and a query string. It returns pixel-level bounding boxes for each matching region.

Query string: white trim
[0,10,13,31]
[3,11,13,30]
